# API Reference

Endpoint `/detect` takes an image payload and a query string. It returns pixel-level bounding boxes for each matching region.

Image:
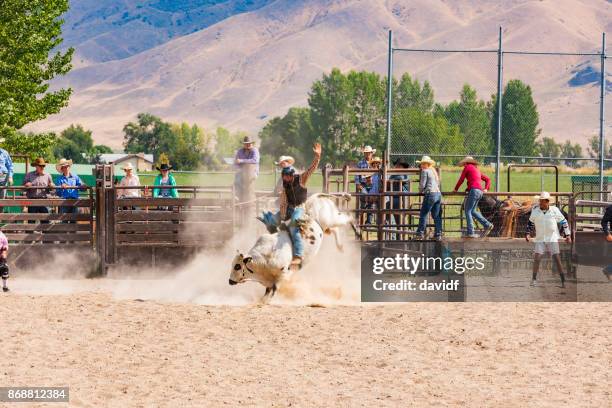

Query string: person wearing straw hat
[118,162,141,199]
[355,146,376,191]
[526,191,571,288]
[453,156,493,238]
[55,158,85,216]
[415,156,442,240]
[153,163,178,199]
[23,157,55,221]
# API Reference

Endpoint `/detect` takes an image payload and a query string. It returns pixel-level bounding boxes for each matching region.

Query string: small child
[0,230,9,292]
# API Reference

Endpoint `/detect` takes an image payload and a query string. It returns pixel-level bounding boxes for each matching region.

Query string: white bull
[229,194,354,303]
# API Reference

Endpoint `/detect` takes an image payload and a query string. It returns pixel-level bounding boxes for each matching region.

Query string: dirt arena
[1,239,610,407]
[1,281,610,407]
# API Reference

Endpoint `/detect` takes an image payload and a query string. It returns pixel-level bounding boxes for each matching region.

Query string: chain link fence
[387,29,611,193]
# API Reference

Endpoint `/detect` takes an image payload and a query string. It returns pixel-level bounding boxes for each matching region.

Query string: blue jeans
[417,192,442,237]
[464,189,492,235]
[276,207,305,258]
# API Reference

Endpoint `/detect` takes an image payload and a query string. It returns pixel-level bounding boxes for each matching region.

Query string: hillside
[31,0,612,148]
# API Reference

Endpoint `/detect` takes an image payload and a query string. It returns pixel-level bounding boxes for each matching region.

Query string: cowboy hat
[156,163,173,171]
[457,156,479,166]
[536,191,552,201]
[369,156,382,164]
[275,155,295,166]
[55,158,73,172]
[416,155,436,166]
[33,157,46,167]
[122,163,134,171]
[242,136,254,144]
[361,146,376,154]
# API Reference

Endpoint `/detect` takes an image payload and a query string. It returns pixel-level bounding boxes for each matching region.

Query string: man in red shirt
[453,156,494,238]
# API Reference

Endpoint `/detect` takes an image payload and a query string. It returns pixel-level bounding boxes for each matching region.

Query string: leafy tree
[170,122,216,170]
[308,68,386,165]
[391,108,463,163]
[0,0,73,139]
[394,73,435,112]
[0,130,57,160]
[560,141,583,168]
[53,124,112,163]
[259,107,315,166]
[214,127,245,160]
[536,137,561,162]
[490,80,540,157]
[443,85,491,155]
[587,135,612,169]
[123,113,174,158]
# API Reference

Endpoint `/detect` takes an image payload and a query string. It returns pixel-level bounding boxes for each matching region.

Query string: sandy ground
[1,285,610,408]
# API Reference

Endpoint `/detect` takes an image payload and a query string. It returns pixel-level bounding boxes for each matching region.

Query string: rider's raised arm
[300,144,321,187]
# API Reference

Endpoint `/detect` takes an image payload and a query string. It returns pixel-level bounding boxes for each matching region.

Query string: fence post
[495,26,504,192]
[385,29,394,164]
[599,32,606,197]
[236,163,257,227]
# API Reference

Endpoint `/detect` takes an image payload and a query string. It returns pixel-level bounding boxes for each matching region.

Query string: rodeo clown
[260,143,321,270]
[526,191,572,288]
[0,229,9,292]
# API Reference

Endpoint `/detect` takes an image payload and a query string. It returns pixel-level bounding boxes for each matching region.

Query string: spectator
[453,156,493,238]
[0,229,9,292]
[415,156,442,241]
[23,157,54,221]
[355,146,375,191]
[55,158,85,216]
[0,147,13,200]
[234,136,260,193]
[526,192,571,288]
[362,174,379,225]
[153,163,178,198]
[118,163,140,199]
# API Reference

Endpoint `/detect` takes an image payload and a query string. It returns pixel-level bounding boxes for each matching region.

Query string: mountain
[62,0,275,64]
[32,0,612,148]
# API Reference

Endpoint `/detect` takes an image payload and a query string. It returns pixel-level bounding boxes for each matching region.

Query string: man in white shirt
[526,192,571,288]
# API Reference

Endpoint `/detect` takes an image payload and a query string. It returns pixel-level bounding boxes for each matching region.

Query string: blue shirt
[0,149,13,178]
[55,173,83,199]
[355,158,370,185]
[234,147,260,176]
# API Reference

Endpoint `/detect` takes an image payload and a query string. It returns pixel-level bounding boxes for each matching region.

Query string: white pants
[534,241,560,255]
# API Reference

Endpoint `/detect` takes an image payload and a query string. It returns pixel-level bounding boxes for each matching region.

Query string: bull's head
[229,253,253,286]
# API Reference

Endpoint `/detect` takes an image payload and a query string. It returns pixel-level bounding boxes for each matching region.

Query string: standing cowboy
[23,157,55,221]
[355,146,376,192]
[526,192,571,288]
[415,155,442,240]
[278,143,321,269]
[0,147,14,200]
[55,158,85,216]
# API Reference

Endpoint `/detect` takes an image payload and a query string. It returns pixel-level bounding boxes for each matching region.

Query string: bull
[229,194,354,303]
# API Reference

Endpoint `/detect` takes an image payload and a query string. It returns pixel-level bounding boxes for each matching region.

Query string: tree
[214,127,244,160]
[123,113,174,158]
[394,73,435,113]
[391,108,463,163]
[170,122,215,170]
[308,68,387,165]
[490,80,540,158]
[444,84,491,155]
[560,141,583,168]
[53,124,112,163]
[587,135,612,169]
[0,0,74,139]
[0,131,57,160]
[536,137,561,163]
[259,107,315,166]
